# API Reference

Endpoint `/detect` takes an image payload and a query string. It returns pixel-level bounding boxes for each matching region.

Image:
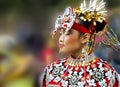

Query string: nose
[59,34,64,43]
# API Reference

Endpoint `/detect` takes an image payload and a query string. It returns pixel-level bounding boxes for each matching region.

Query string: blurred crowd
[0,0,120,87]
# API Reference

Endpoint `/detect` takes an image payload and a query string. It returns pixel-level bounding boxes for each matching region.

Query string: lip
[58,44,64,48]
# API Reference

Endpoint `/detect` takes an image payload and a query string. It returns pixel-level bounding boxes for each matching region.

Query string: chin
[59,48,71,55]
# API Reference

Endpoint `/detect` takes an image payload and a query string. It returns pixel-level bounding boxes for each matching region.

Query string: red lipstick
[59,44,64,48]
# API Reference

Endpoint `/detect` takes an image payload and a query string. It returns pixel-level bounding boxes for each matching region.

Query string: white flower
[68,68,73,77]
[108,72,116,86]
[79,68,84,78]
[61,79,68,87]
[74,71,78,75]
[87,79,96,86]
[86,66,93,75]
[78,81,85,87]
[105,69,112,80]
[99,79,107,87]
[98,63,104,71]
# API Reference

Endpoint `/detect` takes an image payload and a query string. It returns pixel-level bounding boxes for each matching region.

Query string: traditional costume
[41,0,120,86]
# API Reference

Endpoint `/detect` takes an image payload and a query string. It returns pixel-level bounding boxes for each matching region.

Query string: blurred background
[0,0,120,87]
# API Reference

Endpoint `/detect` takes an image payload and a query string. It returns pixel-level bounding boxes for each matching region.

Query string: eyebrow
[60,28,72,34]
[63,29,66,33]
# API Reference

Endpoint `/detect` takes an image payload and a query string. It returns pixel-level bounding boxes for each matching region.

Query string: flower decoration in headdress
[54,7,76,34]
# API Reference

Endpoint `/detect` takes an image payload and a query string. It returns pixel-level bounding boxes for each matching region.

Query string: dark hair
[77,14,106,33]
[79,32,83,37]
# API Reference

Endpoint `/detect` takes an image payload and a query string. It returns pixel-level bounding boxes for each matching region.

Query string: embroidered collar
[67,53,97,66]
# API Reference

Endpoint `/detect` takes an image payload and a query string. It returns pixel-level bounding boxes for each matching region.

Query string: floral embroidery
[55,7,76,32]
[105,69,112,80]
[93,69,104,81]
[45,57,116,87]
[87,79,96,86]
[61,79,68,87]
[99,79,107,87]
[52,67,62,76]
[69,75,79,86]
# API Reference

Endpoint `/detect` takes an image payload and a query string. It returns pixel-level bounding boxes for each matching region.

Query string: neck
[67,52,96,66]
[71,52,84,59]
[71,48,92,59]
[70,52,95,61]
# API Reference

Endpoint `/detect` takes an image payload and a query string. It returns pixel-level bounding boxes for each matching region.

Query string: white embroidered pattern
[44,58,116,87]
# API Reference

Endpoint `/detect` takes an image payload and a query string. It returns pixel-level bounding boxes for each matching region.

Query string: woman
[42,0,120,87]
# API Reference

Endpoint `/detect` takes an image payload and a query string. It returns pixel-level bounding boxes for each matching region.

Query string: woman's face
[58,29,83,54]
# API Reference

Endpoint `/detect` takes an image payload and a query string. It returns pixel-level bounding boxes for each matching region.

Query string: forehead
[59,28,79,33]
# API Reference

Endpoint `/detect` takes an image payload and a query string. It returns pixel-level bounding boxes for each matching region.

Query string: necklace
[67,53,97,67]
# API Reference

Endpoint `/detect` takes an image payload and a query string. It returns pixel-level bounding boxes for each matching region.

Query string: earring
[81,48,88,58]
[86,34,95,53]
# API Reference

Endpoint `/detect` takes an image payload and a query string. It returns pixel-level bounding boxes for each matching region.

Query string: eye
[66,32,70,35]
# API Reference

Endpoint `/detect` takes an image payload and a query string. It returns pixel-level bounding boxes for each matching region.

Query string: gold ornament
[73,7,82,15]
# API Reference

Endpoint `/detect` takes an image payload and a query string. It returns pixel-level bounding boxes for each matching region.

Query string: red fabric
[71,22,90,34]
[43,74,46,87]
[113,79,118,87]
[71,20,107,34]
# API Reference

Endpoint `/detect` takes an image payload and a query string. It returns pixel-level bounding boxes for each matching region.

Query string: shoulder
[97,58,115,71]
[42,58,67,82]
[94,58,117,82]
[86,58,118,86]
[98,59,120,86]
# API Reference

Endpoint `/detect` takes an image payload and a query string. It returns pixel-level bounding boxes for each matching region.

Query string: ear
[80,33,90,44]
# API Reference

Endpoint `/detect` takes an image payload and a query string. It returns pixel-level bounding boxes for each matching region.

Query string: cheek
[65,37,76,44]
[64,36,80,49]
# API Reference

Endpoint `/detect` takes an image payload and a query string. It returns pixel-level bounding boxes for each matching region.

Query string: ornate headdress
[53,0,120,49]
